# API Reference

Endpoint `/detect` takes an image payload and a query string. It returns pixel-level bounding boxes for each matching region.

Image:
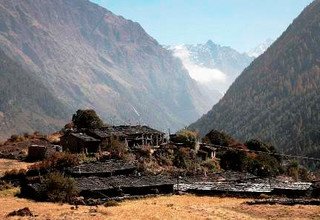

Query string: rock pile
[7,207,33,217]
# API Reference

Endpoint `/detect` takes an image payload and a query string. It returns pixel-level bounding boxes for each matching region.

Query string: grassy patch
[0,187,19,197]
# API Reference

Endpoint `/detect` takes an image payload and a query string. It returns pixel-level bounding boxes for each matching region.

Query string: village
[0,109,319,215]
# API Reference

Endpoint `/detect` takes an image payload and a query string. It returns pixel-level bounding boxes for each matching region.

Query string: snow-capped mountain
[247,39,274,58]
[167,41,254,104]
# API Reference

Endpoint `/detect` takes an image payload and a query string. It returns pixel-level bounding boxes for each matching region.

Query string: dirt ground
[0,192,320,220]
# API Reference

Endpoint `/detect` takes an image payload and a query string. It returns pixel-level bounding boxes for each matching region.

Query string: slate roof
[70,133,100,142]
[177,177,313,193]
[88,125,165,139]
[76,175,174,191]
[68,160,136,175]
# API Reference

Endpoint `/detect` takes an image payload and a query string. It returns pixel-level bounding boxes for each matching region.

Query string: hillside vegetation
[0,49,68,137]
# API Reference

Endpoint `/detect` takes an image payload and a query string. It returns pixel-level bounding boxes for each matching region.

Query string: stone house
[60,132,101,154]
[87,125,166,149]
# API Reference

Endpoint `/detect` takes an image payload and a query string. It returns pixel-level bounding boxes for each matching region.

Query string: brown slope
[0,0,210,136]
[190,0,320,155]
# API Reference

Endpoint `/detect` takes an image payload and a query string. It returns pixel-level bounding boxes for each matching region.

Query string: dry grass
[0,187,19,197]
[0,159,33,176]
[0,194,320,220]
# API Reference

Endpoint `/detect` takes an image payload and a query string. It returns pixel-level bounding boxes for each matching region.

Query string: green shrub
[173,147,197,172]
[40,172,79,203]
[245,139,276,153]
[137,145,152,158]
[298,167,312,181]
[201,159,220,173]
[171,130,199,148]
[220,150,249,172]
[246,153,282,177]
[103,138,128,159]
[219,150,281,177]
[72,109,103,129]
[203,130,234,146]
[154,147,175,166]
[286,161,299,181]
[286,161,312,181]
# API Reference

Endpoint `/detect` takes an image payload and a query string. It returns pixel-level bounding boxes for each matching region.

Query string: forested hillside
[189,0,320,155]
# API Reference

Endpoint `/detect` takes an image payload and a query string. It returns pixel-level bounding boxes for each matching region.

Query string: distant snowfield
[247,39,274,58]
[169,45,227,94]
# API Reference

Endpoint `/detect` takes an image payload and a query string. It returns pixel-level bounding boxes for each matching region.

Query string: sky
[91,0,313,52]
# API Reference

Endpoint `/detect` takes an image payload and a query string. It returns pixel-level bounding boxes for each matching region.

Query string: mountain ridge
[0,0,210,138]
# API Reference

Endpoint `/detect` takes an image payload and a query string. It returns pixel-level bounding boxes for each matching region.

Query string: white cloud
[171,45,227,84]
